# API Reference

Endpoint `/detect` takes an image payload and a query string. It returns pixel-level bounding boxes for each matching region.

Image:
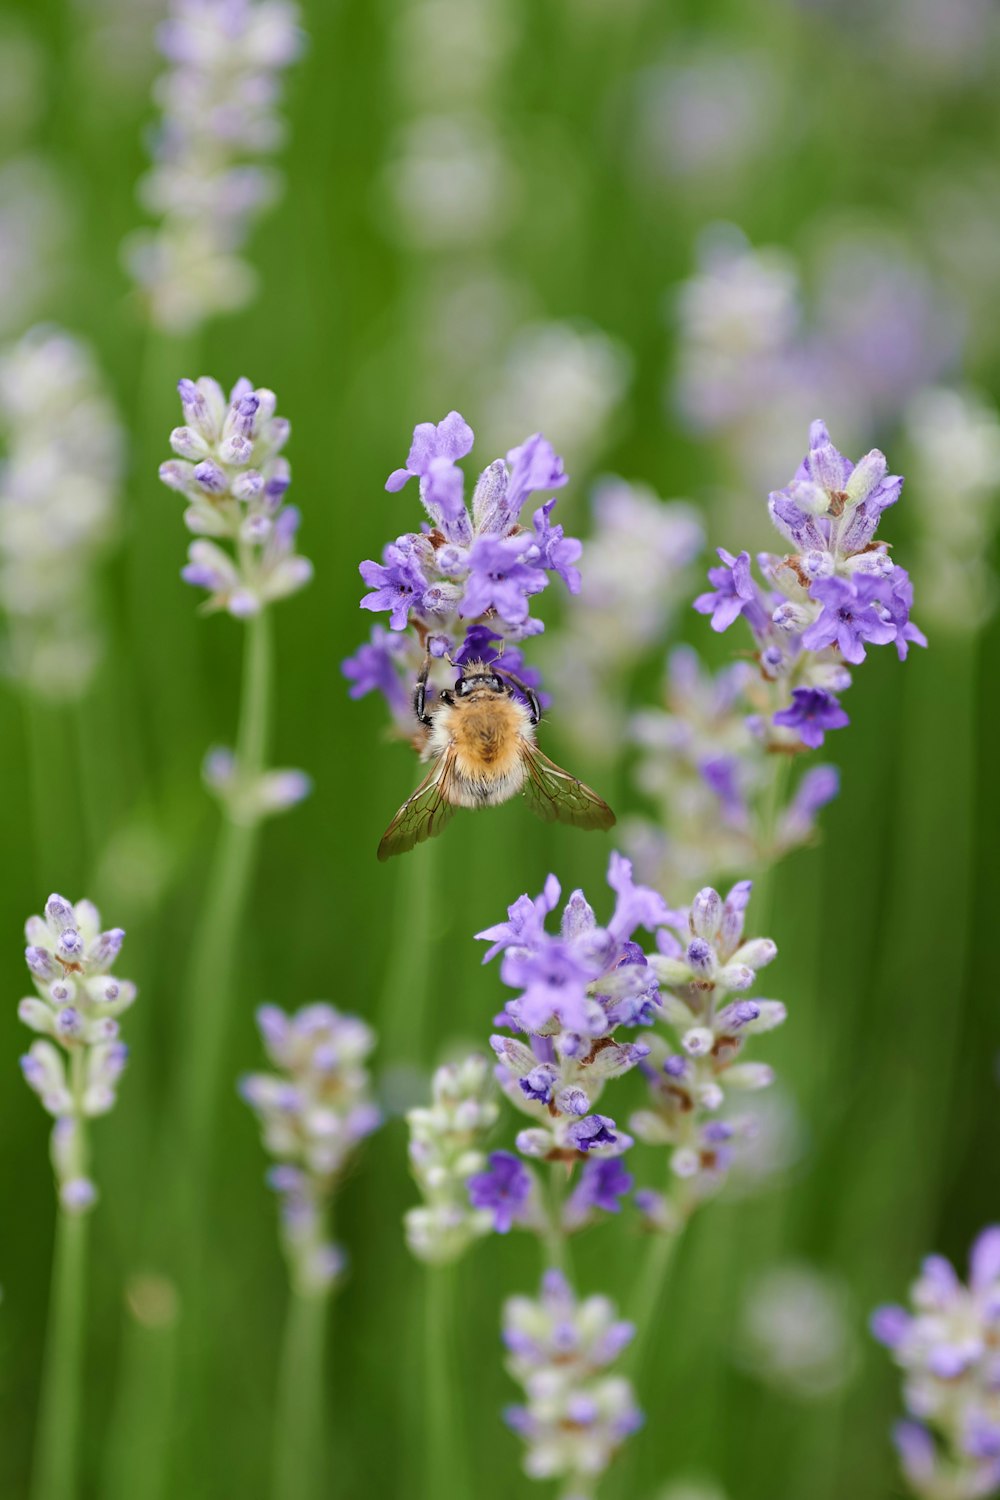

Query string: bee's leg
[414,655,434,727]
[496,663,541,725]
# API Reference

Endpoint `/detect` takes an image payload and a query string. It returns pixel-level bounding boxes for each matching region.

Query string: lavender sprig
[627,419,922,891]
[125,0,303,333]
[872,1228,1000,1499]
[0,327,124,700]
[19,893,137,1500]
[405,1054,500,1264]
[160,375,311,621]
[240,1004,380,1295]
[343,411,579,730]
[503,1271,642,1499]
[695,418,924,747]
[19,893,137,1214]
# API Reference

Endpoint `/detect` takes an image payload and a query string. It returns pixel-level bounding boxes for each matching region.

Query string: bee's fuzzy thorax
[428,690,535,807]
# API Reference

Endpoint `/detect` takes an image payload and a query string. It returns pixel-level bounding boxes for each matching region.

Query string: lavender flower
[0,327,124,699]
[405,1054,501,1264]
[202,745,312,825]
[160,376,311,618]
[18,893,137,1213]
[344,413,577,731]
[631,880,784,1211]
[480,854,671,1174]
[240,1003,380,1294]
[124,0,303,333]
[626,646,840,890]
[694,419,924,752]
[467,1151,535,1234]
[873,1227,1000,1499]
[503,1270,642,1493]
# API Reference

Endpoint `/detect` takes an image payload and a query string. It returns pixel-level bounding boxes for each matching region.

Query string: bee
[377,658,616,860]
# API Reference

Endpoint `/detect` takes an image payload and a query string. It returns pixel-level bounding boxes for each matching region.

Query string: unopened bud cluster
[632,880,783,1218]
[18,894,137,1214]
[160,376,312,618]
[405,1054,499,1264]
[626,645,840,892]
[503,1271,642,1497]
[124,0,303,332]
[240,1004,381,1295]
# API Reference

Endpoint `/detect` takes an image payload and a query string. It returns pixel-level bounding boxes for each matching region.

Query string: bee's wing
[521,743,616,832]
[377,752,459,861]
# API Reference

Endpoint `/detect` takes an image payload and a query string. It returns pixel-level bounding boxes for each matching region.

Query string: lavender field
[1,2,999,1498]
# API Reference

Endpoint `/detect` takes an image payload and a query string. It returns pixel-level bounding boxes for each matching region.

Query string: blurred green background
[1,0,999,1496]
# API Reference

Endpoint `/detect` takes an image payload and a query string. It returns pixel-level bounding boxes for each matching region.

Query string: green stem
[32,1055,91,1500]
[378,837,439,1065]
[31,1212,89,1500]
[607,1226,681,1500]
[424,1265,467,1499]
[271,1289,330,1500]
[176,607,273,1163]
[544,1164,572,1277]
[752,754,792,931]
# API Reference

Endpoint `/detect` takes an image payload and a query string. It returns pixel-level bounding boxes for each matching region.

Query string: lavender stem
[30,1050,90,1500]
[271,1288,329,1500]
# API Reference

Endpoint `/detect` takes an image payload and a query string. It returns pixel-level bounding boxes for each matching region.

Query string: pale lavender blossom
[630,880,785,1212]
[240,1003,380,1294]
[626,645,840,891]
[160,375,311,617]
[0,327,124,699]
[405,1054,500,1264]
[18,894,137,1214]
[124,0,303,332]
[503,1271,642,1490]
[872,1227,1000,1498]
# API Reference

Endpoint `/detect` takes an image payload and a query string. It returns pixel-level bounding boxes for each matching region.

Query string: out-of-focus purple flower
[873,1226,1000,1500]
[502,1271,641,1490]
[467,1151,532,1234]
[125,0,303,333]
[567,1158,634,1219]
[773,688,849,749]
[241,1002,379,1294]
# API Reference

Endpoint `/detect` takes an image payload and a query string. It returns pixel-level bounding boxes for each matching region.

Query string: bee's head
[455,661,505,697]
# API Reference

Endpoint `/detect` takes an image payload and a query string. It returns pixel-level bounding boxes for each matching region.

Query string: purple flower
[359,540,431,631]
[504,433,568,523]
[530,499,582,594]
[569,1158,633,1215]
[773,687,850,748]
[693,548,759,633]
[857,567,927,662]
[386,411,474,492]
[467,1151,531,1233]
[341,626,411,720]
[801,575,897,664]
[460,534,547,626]
[567,1115,619,1152]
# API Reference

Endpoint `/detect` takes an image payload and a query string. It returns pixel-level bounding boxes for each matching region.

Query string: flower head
[873,1227,1000,1499]
[405,1054,500,1264]
[345,414,578,734]
[160,376,311,618]
[18,893,137,1213]
[124,0,303,333]
[0,327,123,700]
[240,1003,379,1293]
[503,1271,642,1489]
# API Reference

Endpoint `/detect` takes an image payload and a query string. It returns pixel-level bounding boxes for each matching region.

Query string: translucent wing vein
[377,753,458,861]
[521,744,616,831]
